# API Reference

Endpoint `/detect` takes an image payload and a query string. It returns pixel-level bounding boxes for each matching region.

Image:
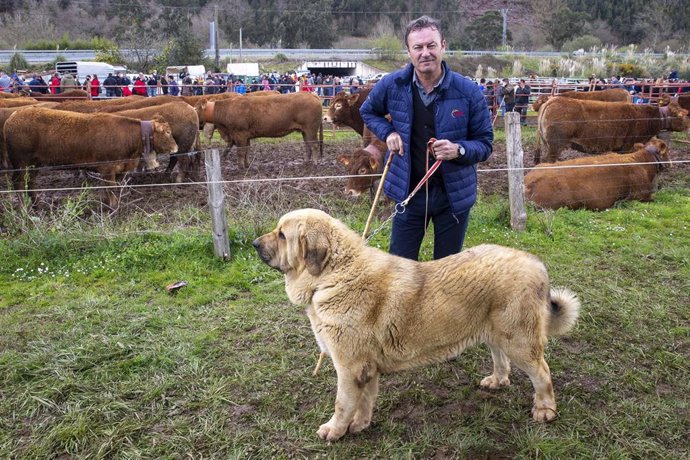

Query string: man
[514,79,531,125]
[0,70,11,92]
[499,78,515,114]
[28,74,49,94]
[360,15,493,261]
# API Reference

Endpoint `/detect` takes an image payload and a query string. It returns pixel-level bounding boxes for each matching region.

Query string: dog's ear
[300,224,331,277]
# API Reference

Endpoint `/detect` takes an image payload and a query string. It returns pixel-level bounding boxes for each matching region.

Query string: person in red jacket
[133,73,148,96]
[90,74,100,98]
[49,73,61,94]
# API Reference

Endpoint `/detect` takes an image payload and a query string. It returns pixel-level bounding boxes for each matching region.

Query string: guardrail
[1,48,681,64]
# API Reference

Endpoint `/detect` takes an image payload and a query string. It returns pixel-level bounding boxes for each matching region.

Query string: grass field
[1,171,689,458]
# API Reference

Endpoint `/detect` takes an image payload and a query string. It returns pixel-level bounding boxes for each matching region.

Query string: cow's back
[5,107,138,168]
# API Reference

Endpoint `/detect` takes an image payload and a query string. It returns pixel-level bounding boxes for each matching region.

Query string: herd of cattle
[1,84,689,211]
[330,87,690,211]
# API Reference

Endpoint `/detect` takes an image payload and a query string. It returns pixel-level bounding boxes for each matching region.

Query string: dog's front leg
[317,362,368,441]
[350,372,379,434]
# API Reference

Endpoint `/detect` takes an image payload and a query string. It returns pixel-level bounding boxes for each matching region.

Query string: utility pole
[214,5,220,71]
[500,9,509,49]
[239,28,243,63]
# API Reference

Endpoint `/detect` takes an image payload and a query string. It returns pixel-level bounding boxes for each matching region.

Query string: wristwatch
[456,144,465,157]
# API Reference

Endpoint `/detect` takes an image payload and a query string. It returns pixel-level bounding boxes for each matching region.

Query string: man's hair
[404,15,444,48]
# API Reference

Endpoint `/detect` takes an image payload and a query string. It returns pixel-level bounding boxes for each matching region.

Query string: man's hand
[430,139,462,161]
[386,132,404,156]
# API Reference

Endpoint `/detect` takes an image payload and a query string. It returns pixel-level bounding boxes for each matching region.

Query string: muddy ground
[4,130,690,217]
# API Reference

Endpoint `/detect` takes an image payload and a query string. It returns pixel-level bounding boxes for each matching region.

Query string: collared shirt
[413,67,445,106]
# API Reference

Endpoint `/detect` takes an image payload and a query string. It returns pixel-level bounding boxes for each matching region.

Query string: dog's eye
[278,231,286,240]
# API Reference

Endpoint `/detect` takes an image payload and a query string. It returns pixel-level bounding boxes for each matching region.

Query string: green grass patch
[1,190,689,458]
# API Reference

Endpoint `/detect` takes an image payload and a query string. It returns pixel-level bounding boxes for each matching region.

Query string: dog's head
[253,209,334,277]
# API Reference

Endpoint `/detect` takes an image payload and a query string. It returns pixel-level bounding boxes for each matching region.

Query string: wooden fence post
[504,112,527,231]
[204,149,231,260]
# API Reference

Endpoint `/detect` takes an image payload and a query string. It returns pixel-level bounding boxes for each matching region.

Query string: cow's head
[337,148,381,197]
[150,114,178,169]
[641,138,671,170]
[324,91,362,125]
[664,99,690,131]
[532,94,550,112]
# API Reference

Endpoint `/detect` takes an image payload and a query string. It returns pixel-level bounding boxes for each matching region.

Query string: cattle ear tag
[369,156,379,170]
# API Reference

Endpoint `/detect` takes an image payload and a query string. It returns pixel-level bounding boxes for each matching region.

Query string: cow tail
[1,144,9,171]
[546,287,580,336]
[319,119,324,157]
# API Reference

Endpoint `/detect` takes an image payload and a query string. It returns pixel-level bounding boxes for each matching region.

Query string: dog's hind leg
[349,373,380,434]
[480,342,512,389]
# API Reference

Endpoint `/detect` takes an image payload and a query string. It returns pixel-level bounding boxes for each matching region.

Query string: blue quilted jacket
[360,62,493,214]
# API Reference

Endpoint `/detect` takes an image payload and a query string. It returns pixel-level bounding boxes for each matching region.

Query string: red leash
[400,138,443,207]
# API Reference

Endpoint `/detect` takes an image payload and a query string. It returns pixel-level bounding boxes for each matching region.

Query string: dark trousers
[389,185,471,261]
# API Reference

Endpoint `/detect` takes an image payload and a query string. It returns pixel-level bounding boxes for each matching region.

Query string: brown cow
[536,97,688,164]
[22,89,91,101]
[111,102,200,182]
[0,103,58,169]
[324,87,373,138]
[677,93,690,112]
[525,138,670,211]
[4,107,178,207]
[531,88,632,112]
[0,97,39,108]
[197,92,323,168]
[336,139,387,197]
[54,95,150,113]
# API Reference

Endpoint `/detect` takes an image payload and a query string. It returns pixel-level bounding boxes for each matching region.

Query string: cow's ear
[633,143,644,149]
[348,93,361,105]
[337,154,351,166]
[369,155,379,171]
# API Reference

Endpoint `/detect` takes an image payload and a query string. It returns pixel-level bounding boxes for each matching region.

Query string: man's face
[406,27,445,77]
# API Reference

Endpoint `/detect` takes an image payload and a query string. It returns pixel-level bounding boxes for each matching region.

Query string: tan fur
[525,138,670,210]
[4,107,178,207]
[536,97,689,163]
[254,209,581,442]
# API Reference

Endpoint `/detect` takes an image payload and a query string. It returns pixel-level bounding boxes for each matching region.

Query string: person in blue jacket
[360,15,493,261]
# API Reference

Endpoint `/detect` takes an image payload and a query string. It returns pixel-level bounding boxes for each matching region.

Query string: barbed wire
[2,158,687,196]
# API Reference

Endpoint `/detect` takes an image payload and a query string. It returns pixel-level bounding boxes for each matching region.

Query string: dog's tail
[546,287,581,336]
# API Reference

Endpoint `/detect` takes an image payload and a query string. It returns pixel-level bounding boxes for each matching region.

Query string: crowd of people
[0,68,369,105]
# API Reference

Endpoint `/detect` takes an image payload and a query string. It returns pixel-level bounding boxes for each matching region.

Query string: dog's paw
[317,422,347,442]
[348,417,371,434]
[531,405,558,422]
[480,374,511,389]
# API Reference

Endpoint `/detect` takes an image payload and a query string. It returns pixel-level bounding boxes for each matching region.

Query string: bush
[562,35,603,53]
[9,53,29,72]
[611,62,645,78]
[371,36,403,61]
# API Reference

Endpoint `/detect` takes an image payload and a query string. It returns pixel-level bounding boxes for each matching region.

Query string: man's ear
[300,226,330,277]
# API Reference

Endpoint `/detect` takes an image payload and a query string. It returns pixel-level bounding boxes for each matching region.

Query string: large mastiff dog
[253,209,581,442]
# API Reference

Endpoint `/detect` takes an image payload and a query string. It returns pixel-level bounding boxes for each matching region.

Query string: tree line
[0,0,688,55]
